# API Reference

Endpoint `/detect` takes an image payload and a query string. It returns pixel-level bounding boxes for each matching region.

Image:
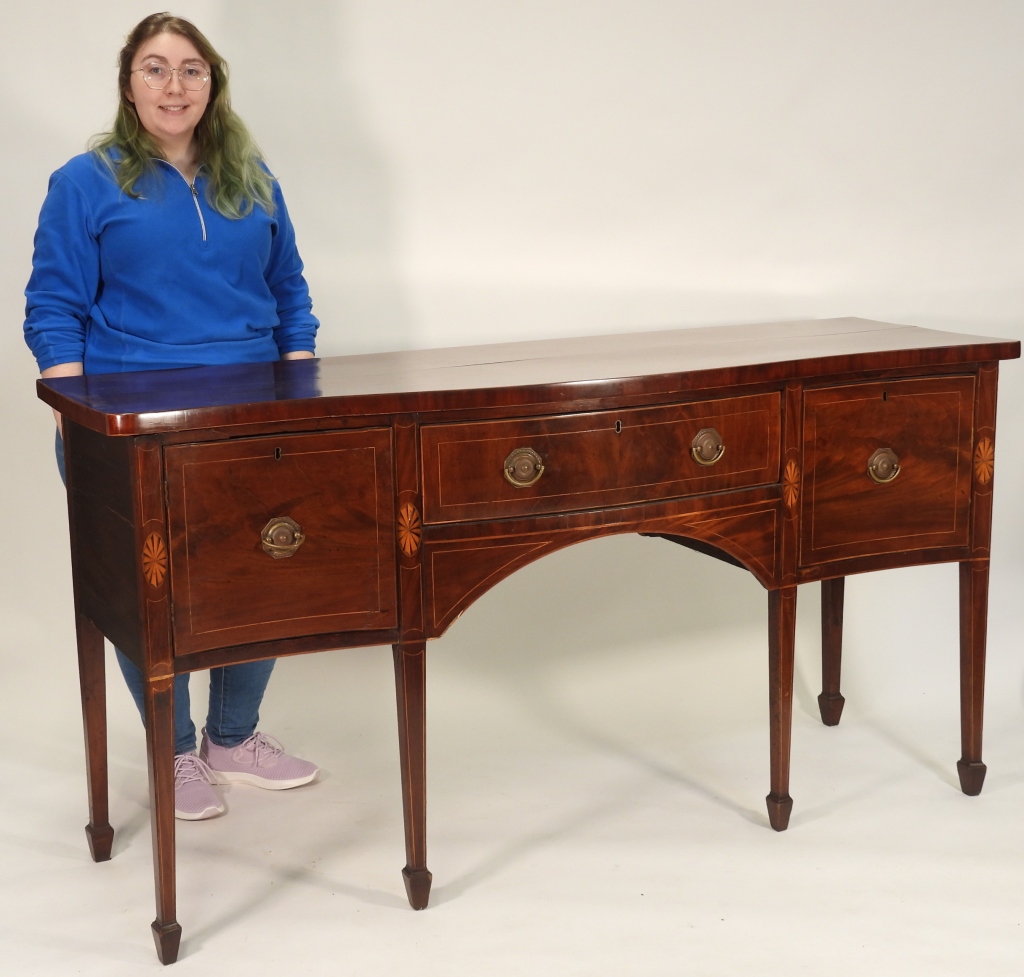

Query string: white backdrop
[2,2,1024,973]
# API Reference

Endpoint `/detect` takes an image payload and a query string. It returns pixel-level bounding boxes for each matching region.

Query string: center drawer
[420,393,780,524]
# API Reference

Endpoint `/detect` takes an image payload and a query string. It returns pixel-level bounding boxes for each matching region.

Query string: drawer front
[166,429,397,654]
[800,376,975,565]
[421,393,780,523]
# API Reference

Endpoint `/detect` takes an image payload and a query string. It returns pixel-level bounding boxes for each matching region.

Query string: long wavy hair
[91,12,275,218]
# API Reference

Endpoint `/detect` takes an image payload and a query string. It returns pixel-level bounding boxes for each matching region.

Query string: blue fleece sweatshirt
[24,151,318,374]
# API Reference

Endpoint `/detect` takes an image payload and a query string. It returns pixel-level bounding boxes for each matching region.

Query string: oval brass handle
[867,447,900,484]
[691,427,725,467]
[261,516,305,558]
[503,447,545,488]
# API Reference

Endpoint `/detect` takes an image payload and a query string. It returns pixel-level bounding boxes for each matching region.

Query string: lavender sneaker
[174,752,225,821]
[200,729,319,790]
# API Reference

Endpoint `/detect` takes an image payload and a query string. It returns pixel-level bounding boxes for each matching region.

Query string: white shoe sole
[174,802,225,820]
[208,769,318,790]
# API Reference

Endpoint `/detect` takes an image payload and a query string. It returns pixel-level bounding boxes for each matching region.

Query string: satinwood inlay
[782,460,799,509]
[398,503,423,556]
[142,532,168,588]
[974,438,994,484]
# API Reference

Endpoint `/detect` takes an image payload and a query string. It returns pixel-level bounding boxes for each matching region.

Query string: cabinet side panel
[65,423,143,658]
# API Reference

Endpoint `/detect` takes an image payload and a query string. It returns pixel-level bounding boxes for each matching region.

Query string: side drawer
[800,375,975,566]
[165,429,397,655]
[421,393,780,524]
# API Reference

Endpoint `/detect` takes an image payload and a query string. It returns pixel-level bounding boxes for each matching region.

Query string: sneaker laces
[174,752,216,787]
[235,731,285,766]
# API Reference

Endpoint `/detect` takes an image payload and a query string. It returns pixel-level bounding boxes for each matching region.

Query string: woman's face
[126,32,212,158]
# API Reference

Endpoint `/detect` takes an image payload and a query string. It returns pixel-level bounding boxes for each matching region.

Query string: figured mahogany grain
[421,393,780,524]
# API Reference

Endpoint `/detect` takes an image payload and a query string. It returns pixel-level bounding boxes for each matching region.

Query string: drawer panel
[421,393,780,523]
[800,376,975,565]
[166,429,397,654]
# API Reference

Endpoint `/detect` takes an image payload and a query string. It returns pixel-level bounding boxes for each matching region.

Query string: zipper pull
[191,184,198,197]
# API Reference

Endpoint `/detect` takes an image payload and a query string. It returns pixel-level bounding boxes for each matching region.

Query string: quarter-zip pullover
[24,151,318,374]
[181,168,208,242]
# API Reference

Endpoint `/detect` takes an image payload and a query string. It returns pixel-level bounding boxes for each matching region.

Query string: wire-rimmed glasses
[132,61,211,92]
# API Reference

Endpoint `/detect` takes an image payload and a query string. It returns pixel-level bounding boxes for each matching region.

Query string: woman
[24,13,320,820]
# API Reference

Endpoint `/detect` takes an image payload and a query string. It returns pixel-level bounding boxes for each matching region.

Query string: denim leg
[206,660,277,747]
[114,649,197,755]
[55,427,66,484]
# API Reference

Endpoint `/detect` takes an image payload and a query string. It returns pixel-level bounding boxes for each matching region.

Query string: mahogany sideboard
[37,317,1019,964]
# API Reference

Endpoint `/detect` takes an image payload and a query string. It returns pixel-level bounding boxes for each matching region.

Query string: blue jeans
[57,429,275,755]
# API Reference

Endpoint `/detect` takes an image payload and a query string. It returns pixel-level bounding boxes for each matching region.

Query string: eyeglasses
[132,61,211,91]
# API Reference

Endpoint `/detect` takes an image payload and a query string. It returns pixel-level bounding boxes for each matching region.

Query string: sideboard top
[37,317,1020,436]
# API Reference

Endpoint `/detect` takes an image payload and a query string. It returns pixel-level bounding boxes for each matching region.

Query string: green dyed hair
[91,12,275,219]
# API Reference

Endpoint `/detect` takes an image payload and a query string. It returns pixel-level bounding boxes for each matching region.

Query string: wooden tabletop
[37,317,1020,436]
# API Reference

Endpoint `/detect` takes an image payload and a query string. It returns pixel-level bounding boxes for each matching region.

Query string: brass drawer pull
[261,516,305,558]
[867,447,900,484]
[691,427,725,467]
[504,447,545,488]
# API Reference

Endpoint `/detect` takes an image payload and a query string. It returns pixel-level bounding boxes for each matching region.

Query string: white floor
[4,536,1024,975]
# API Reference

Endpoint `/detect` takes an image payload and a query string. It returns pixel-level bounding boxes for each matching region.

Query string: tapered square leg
[958,561,989,796]
[766,587,797,831]
[818,577,846,727]
[393,642,432,909]
[143,675,181,963]
[76,612,115,861]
